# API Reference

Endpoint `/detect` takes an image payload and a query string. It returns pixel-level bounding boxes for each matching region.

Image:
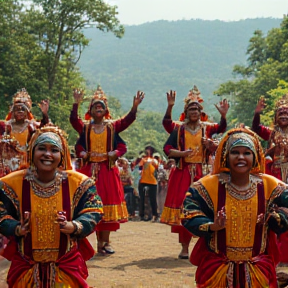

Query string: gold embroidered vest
[184,129,203,163]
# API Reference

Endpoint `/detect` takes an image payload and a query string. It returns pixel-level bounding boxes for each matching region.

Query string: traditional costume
[0,88,49,175]
[182,128,288,287]
[161,88,226,246]
[252,94,288,263]
[70,86,134,233]
[0,125,103,288]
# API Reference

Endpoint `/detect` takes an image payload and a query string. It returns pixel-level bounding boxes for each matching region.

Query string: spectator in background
[117,157,135,218]
[138,145,159,222]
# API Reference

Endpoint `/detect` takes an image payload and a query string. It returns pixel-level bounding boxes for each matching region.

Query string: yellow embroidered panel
[184,129,203,163]
[89,128,108,162]
[30,188,63,262]
[11,129,29,147]
[225,192,258,261]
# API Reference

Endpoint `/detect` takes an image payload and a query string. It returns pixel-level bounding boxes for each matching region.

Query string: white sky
[107,0,288,25]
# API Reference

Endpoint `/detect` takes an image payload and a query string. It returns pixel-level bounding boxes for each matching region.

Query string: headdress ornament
[85,85,112,120]
[6,88,34,120]
[179,85,206,121]
[212,128,265,175]
[27,124,72,170]
[275,94,288,111]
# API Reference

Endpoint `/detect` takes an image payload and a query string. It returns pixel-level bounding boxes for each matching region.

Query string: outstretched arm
[252,97,271,141]
[113,91,144,132]
[70,88,85,135]
[163,90,177,134]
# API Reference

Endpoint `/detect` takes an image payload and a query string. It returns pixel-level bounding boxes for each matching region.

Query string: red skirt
[77,161,128,230]
[160,163,202,225]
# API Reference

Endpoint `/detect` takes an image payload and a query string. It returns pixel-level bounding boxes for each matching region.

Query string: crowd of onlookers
[116,148,175,222]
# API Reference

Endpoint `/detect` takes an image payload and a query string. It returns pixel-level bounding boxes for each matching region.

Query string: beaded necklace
[226,175,258,200]
[28,171,63,198]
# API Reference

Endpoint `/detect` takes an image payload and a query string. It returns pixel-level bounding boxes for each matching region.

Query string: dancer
[182,127,288,287]
[252,94,288,265]
[0,88,49,174]
[0,124,103,288]
[70,86,144,254]
[160,88,229,259]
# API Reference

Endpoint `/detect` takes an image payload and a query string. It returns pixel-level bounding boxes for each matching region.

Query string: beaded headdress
[85,85,112,120]
[179,86,207,121]
[6,88,34,120]
[212,128,265,175]
[27,124,72,170]
[273,94,288,125]
[275,94,288,111]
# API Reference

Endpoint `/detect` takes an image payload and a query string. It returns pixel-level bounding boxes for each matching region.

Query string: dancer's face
[186,104,201,123]
[13,104,28,121]
[33,143,61,174]
[90,103,106,119]
[228,146,254,176]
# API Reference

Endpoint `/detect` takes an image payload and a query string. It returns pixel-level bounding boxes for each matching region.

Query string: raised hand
[73,88,84,104]
[15,211,31,237]
[132,91,145,109]
[38,99,49,115]
[255,96,265,114]
[209,206,226,231]
[166,90,176,106]
[56,211,75,234]
[215,99,230,117]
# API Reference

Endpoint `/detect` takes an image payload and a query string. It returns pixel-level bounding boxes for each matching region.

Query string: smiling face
[228,146,254,176]
[33,143,62,175]
[276,107,288,128]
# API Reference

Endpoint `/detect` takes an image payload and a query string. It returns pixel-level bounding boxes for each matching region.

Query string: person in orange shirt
[138,145,159,222]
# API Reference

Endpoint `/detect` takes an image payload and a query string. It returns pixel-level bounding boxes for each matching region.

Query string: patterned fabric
[181,173,288,287]
[0,169,103,287]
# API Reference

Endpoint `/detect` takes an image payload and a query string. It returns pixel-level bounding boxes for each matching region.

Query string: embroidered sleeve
[181,185,215,237]
[72,184,103,238]
[268,185,288,234]
[0,190,20,237]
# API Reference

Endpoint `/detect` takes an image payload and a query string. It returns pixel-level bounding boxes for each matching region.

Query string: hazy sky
[108,0,287,25]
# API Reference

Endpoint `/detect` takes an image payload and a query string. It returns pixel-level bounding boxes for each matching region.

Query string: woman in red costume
[252,94,288,265]
[70,86,144,254]
[0,124,103,288]
[0,88,49,175]
[160,87,229,259]
[182,128,288,288]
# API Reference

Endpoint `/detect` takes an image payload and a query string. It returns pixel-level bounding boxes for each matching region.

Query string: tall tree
[215,15,288,128]
[28,0,124,92]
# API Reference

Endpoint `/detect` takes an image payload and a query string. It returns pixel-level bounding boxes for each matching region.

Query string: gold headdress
[85,85,112,120]
[27,124,72,170]
[275,94,288,110]
[184,85,204,110]
[179,85,207,121]
[212,128,265,175]
[6,88,34,120]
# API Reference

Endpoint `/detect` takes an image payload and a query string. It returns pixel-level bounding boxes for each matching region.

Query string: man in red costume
[160,86,229,259]
[252,94,288,265]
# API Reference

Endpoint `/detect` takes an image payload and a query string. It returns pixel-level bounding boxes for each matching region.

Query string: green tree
[215,15,288,128]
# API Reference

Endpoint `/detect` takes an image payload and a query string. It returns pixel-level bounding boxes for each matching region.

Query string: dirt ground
[1,220,288,288]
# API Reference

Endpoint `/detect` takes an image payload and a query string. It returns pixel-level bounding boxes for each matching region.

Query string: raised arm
[162,90,178,134]
[252,97,271,141]
[113,91,144,132]
[70,88,85,135]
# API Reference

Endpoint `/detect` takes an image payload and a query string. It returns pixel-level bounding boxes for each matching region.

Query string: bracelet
[72,220,83,235]
[199,222,214,232]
